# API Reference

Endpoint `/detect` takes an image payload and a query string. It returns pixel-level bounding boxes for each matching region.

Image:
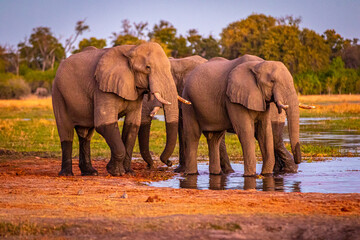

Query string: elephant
[52,42,180,176]
[182,58,301,177]
[138,55,207,169]
[35,87,49,98]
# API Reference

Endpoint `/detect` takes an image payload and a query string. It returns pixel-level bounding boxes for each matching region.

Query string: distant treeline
[0,14,359,98]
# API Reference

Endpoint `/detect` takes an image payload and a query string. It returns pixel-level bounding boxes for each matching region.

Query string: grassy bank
[0,95,359,161]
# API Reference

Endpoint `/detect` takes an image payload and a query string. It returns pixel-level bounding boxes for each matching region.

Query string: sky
[0,0,359,48]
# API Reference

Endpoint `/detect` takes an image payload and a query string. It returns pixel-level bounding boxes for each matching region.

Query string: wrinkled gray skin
[138,56,207,168]
[182,58,301,176]
[52,42,179,176]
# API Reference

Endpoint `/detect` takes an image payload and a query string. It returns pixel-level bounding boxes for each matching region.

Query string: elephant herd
[52,42,304,177]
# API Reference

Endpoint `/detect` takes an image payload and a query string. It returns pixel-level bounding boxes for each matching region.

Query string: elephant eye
[146,65,151,70]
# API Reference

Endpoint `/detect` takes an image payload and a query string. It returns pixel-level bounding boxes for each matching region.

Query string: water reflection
[179,174,301,192]
[149,158,360,193]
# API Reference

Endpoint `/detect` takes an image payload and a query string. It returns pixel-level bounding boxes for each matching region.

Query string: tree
[0,45,8,72]
[342,43,360,69]
[112,19,145,46]
[73,37,107,53]
[148,20,177,56]
[20,27,65,71]
[221,14,277,59]
[64,20,90,56]
[323,29,350,59]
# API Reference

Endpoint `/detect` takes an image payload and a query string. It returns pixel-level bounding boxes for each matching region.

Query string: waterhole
[149,157,360,193]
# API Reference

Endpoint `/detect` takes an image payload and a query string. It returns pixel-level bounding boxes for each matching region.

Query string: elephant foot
[183,171,199,176]
[243,173,257,177]
[165,160,172,167]
[261,173,273,177]
[58,169,74,176]
[146,164,155,170]
[126,168,136,176]
[221,167,235,174]
[81,168,98,176]
[106,161,125,177]
[174,164,186,173]
[210,171,224,175]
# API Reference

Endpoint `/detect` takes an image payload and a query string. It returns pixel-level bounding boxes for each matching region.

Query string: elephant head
[227,60,301,164]
[95,42,179,162]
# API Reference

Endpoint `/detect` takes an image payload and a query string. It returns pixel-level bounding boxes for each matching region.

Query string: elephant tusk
[277,101,289,110]
[177,96,192,105]
[154,92,171,105]
[299,103,316,109]
[150,106,161,117]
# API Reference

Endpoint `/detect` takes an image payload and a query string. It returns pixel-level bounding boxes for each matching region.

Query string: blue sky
[0,0,359,47]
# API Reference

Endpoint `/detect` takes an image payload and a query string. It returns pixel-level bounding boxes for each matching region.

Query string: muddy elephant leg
[255,113,275,176]
[122,122,140,174]
[219,135,235,173]
[204,131,225,175]
[59,141,74,176]
[75,126,98,176]
[272,121,298,173]
[183,105,201,175]
[96,123,126,176]
[138,123,154,169]
[175,108,186,173]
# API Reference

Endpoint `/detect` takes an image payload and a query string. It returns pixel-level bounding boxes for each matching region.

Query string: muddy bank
[0,156,359,239]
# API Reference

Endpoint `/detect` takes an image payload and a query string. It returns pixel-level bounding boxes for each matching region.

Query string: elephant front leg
[96,123,126,176]
[204,131,225,175]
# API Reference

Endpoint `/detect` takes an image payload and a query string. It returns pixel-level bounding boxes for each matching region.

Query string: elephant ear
[95,46,138,101]
[226,62,266,112]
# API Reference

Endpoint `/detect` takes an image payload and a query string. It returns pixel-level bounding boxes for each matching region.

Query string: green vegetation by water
[0,97,359,161]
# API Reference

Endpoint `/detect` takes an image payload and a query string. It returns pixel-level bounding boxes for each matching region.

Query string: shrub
[0,77,31,99]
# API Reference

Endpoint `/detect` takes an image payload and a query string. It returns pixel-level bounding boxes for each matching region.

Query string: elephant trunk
[284,95,301,164]
[149,72,179,166]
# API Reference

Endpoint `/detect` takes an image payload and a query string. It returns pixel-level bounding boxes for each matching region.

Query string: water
[149,157,360,193]
[154,116,360,150]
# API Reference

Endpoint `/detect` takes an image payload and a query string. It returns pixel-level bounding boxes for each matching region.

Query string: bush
[0,77,31,99]
[22,68,56,93]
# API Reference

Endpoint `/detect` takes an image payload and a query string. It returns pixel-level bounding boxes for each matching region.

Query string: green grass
[0,221,69,237]
[0,97,359,160]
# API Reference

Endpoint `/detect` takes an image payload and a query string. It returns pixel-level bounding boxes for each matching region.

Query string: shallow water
[154,116,360,151]
[149,157,360,193]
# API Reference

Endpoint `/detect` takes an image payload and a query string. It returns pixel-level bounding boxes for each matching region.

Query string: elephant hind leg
[52,86,75,176]
[219,135,235,174]
[255,115,275,176]
[204,131,225,175]
[138,123,154,168]
[75,126,98,176]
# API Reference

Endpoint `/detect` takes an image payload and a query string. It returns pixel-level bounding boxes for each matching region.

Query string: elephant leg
[183,105,201,175]
[219,135,234,173]
[59,141,74,176]
[226,103,257,177]
[138,122,154,169]
[75,126,98,176]
[96,122,125,176]
[272,121,298,173]
[204,131,225,175]
[53,86,75,176]
[255,114,275,176]
[122,122,140,174]
[175,108,186,173]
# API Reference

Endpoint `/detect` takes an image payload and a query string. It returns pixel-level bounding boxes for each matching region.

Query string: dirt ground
[0,156,359,239]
